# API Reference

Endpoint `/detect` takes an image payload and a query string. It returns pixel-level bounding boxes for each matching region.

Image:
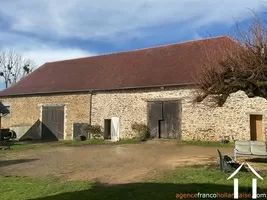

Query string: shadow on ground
[0,158,39,167]
[30,182,266,200]
[244,158,267,163]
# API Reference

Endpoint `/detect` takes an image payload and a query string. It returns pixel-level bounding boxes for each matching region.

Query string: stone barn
[0,35,265,142]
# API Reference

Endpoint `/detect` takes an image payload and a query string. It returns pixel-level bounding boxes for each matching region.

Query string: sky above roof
[0,0,265,90]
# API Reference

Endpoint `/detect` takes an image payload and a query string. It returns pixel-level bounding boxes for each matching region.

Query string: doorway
[250,115,263,141]
[104,119,111,139]
[42,105,64,140]
[147,100,181,139]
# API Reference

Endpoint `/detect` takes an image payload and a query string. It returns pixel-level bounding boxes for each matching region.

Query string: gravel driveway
[0,142,233,184]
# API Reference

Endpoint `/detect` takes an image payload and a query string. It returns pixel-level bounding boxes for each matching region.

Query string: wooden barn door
[160,101,181,139]
[42,106,64,140]
[250,115,263,141]
[147,100,181,139]
[148,101,163,138]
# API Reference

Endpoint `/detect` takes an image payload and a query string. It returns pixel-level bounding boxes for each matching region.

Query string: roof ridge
[46,35,231,64]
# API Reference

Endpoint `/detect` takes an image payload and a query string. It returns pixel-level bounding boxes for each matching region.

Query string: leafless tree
[0,50,36,88]
[195,12,267,106]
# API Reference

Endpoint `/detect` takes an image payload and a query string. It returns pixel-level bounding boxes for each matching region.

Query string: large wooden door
[147,101,181,139]
[250,115,263,141]
[148,101,163,138]
[42,106,64,140]
[160,101,181,139]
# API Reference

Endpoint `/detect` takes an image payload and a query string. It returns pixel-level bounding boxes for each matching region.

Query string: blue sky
[0,0,265,68]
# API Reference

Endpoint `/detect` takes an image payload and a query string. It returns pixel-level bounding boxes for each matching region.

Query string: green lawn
[1,166,267,200]
[55,138,141,146]
[0,138,141,152]
[179,140,234,147]
[0,139,235,153]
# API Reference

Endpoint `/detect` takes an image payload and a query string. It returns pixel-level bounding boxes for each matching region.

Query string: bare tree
[0,50,35,88]
[195,12,267,106]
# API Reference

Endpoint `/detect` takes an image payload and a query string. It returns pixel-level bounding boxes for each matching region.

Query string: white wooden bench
[234,140,267,161]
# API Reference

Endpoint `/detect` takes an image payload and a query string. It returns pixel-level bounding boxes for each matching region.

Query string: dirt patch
[166,156,217,168]
[0,143,235,184]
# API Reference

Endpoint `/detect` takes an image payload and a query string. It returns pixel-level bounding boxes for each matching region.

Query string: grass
[0,138,141,152]
[0,176,93,200]
[0,139,236,154]
[59,138,142,146]
[1,166,267,200]
[180,140,234,147]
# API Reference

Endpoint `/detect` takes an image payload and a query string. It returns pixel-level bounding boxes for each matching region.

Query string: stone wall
[91,87,267,141]
[1,87,266,141]
[0,93,91,140]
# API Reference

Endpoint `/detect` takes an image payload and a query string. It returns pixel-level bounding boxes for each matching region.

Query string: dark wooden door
[160,101,181,139]
[147,100,181,139]
[147,101,163,138]
[42,106,64,140]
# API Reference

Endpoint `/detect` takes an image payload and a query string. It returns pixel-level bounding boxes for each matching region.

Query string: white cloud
[0,33,95,90]
[0,0,265,41]
[0,0,265,89]
[191,33,203,40]
[0,32,95,67]
[22,48,93,67]
[0,0,265,67]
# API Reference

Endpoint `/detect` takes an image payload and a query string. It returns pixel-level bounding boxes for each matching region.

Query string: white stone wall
[91,87,267,141]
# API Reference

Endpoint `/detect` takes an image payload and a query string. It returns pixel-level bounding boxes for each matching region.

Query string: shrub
[131,122,149,140]
[84,124,103,139]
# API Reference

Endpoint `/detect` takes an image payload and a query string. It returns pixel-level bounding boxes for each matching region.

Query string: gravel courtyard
[0,142,233,184]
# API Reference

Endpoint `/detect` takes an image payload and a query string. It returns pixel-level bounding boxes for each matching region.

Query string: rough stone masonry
[91,87,267,141]
[0,93,91,140]
[1,87,266,141]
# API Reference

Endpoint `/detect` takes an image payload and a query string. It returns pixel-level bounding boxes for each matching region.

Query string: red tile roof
[0,35,239,97]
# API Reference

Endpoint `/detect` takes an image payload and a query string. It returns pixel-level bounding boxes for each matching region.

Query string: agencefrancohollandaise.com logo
[176,163,266,199]
[176,192,267,199]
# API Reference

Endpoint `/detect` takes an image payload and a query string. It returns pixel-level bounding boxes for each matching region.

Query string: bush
[131,122,149,140]
[84,124,103,139]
